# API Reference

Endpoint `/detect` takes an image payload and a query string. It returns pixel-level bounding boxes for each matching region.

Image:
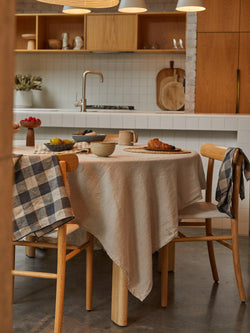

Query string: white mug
[118,130,138,146]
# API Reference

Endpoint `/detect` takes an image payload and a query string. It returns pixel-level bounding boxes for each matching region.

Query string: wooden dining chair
[161,143,246,307]
[12,153,94,333]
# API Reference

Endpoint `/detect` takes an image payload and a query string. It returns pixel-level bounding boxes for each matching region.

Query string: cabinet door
[196,33,239,114]
[86,14,137,51]
[197,0,240,32]
[240,0,250,31]
[239,33,250,114]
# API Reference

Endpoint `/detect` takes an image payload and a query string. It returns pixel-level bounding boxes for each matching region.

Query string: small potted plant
[14,74,42,108]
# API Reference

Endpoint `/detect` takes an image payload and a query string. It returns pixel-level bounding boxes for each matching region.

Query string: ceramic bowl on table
[44,142,75,152]
[90,142,116,157]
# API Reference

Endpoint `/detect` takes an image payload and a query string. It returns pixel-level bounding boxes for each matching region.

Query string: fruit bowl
[44,142,75,152]
[20,120,41,129]
[20,117,41,146]
[72,134,106,143]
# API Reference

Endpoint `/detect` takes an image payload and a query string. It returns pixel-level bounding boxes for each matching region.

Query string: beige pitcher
[118,130,138,146]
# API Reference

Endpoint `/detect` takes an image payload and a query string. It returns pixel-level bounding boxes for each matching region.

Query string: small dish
[72,134,106,143]
[90,142,116,157]
[44,142,75,152]
[48,39,62,49]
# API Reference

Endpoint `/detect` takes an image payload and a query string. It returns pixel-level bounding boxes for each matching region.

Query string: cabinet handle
[236,69,240,114]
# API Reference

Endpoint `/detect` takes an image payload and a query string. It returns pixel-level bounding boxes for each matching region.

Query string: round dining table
[13,142,205,326]
[66,144,206,326]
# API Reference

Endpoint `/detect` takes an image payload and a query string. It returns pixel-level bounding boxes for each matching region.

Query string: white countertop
[14,108,250,132]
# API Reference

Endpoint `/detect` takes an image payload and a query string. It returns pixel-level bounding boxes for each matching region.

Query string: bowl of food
[90,142,116,157]
[45,138,75,152]
[73,130,106,143]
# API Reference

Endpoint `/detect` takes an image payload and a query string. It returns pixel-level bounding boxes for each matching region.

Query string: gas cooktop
[86,105,134,110]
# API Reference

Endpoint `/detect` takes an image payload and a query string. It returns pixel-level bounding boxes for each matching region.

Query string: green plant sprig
[15,74,42,91]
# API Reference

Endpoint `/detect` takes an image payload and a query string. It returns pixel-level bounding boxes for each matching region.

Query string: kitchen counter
[14,108,250,132]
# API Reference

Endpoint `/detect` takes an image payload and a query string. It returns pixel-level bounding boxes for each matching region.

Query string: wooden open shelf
[137,13,186,51]
[15,12,186,54]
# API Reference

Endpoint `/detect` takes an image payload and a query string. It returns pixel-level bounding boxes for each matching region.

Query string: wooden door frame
[0,2,15,332]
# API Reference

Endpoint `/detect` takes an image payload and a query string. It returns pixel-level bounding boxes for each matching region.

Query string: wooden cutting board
[156,61,185,111]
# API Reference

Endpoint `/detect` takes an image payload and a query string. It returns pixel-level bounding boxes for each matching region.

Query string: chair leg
[12,245,16,303]
[231,220,246,302]
[161,242,169,307]
[25,235,36,258]
[205,218,219,282]
[86,232,94,311]
[54,224,67,333]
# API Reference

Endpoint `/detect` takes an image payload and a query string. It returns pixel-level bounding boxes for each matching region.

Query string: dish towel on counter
[216,148,250,218]
[13,154,75,240]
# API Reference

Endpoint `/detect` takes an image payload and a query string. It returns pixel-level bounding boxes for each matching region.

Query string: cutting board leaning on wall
[156,61,185,111]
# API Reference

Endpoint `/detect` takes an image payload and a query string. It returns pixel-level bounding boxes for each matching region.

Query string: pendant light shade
[36,0,119,9]
[176,0,206,12]
[62,6,91,13]
[118,0,148,13]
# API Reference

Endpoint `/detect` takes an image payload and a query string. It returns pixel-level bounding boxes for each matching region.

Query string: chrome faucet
[75,70,104,112]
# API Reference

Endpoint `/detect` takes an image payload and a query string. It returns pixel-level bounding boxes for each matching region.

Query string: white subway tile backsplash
[15,53,186,112]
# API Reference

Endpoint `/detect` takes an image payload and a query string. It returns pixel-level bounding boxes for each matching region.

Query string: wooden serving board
[156,61,185,111]
[124,147,191,154]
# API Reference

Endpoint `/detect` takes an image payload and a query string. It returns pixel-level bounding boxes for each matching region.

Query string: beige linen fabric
[68,145,206,301]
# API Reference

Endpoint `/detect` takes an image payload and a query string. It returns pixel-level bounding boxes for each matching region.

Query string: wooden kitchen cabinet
[238,33,250,114]
[16,15,37,50]
[15,14,86,52]
[240,0,250,31]
[137,13,186,53]
[15,12,186,54]
[197,0,240,32]
[37,15,85,51]
[86,14,137,51]
[196,33,239,114]
[196,0,250,114]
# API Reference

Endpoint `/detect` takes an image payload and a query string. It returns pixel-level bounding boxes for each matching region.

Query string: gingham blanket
[216,148,250,218]
[13,154,75,241]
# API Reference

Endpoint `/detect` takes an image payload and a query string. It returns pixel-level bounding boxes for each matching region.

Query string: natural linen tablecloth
[13,154,75,241]
[68,146,206,301]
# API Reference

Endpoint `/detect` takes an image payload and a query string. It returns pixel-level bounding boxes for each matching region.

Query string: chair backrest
[57,153,79,194]
[200,143,242,218]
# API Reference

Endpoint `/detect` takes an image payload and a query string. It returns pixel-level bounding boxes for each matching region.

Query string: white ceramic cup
[118,130,138,146]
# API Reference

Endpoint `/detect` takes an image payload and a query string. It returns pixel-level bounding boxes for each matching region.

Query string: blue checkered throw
[13,154,75,241]
[216,148,250,218]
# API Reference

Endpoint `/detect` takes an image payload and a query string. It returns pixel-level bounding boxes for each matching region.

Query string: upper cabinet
[15,12,186,54]
[240,0,250,31]
[197,0,240,32]
[86,14,137,51]
[197,0,250,33]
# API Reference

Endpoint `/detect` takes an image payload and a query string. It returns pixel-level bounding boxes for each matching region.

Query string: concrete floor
[13,233,250,333]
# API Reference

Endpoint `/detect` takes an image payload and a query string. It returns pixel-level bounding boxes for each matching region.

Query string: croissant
[147,138,175,151]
